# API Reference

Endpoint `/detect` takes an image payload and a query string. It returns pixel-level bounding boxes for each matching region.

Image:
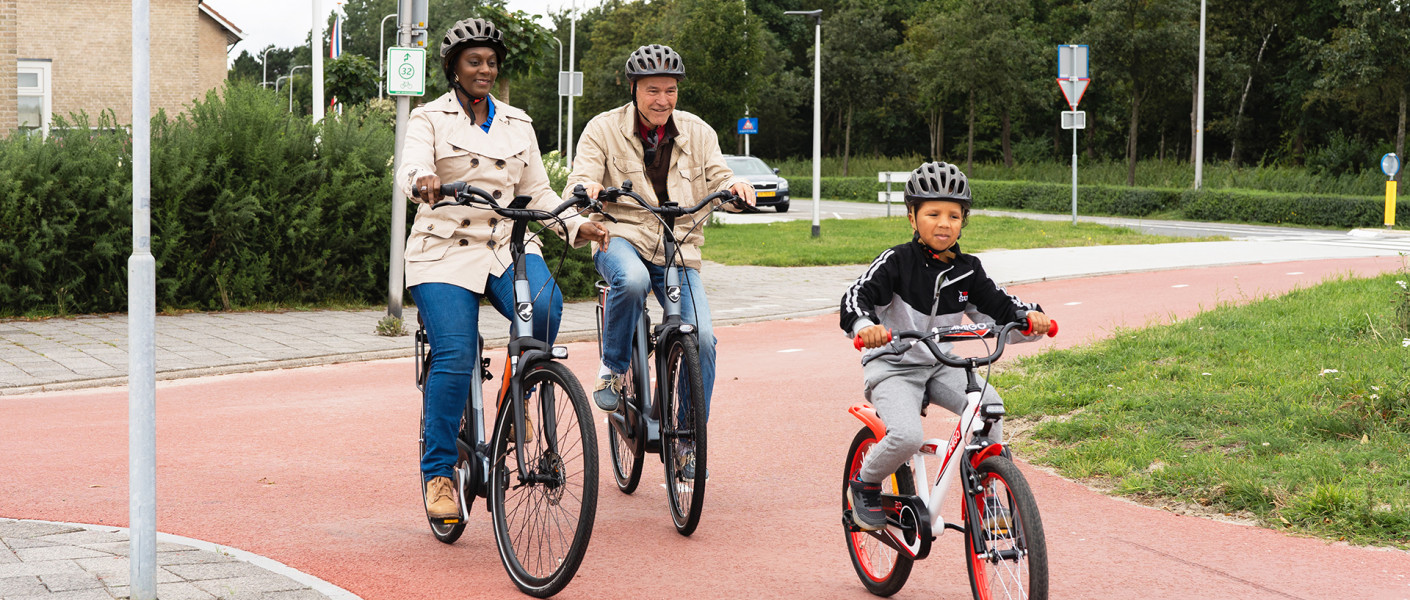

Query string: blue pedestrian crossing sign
[737,117,758,135]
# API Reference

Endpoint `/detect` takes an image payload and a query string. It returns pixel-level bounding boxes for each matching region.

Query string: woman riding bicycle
[397,17,609,525]
[564,45,755,467]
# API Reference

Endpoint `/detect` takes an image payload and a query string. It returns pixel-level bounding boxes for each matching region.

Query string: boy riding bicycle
[840,162,1052,531]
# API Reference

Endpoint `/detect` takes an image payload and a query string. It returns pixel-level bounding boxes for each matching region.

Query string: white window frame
[17,60,52,138]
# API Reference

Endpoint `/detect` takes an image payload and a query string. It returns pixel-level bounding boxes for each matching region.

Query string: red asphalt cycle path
[3,256,1408,599]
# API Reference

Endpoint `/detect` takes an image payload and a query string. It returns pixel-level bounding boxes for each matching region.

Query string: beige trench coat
[563,103,746,271]
[397,93,589,294]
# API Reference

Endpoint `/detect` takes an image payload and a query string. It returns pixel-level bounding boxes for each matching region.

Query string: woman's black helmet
[904,161,971,211]
[625,44,685,81]
[440,18,506,84]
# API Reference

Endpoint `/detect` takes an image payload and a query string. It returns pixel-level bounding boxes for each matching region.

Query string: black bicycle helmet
[625,44,685,81]
[904,161,972,212]
[440,18,506,85]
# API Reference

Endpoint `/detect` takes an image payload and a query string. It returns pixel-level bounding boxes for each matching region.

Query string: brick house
[2,0,243,136]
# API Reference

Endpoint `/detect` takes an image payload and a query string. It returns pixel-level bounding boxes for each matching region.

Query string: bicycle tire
[490,361,598,598]
[608,350,646,494]
[843,427,915,597]
[965,456,1048,600]
[660,334,707,536]
[419,387,467,544]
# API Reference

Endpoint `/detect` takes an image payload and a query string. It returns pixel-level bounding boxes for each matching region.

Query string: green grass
[996,269,1410,548]
[702,214,1216,267]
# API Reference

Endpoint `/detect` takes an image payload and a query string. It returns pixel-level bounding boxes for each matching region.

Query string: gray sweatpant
[857,359,1004,484]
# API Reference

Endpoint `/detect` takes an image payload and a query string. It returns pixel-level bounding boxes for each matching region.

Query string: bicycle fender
[848,402,887,441]
[968,442,1005,470]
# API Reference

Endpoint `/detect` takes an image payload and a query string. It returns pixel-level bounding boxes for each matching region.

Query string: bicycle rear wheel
[661,334,706,536]
[490,361,598,598]
[965,456,1048,600]
[843,427,915,597]
[608,351,645,494]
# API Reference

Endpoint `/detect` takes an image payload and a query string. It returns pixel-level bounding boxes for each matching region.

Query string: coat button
[492,190,502,199]
[458,239,469,246]
[487,240,496,249]
[489,218,498,227]
[461,219,471,227]
[427,224,435,231]
[495,159,506,169]
[471,157,479,168]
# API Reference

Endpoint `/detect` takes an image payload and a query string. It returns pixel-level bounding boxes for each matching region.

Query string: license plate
[757,191,775,197]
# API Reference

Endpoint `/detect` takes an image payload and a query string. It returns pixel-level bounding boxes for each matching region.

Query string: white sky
[205,0,602,62]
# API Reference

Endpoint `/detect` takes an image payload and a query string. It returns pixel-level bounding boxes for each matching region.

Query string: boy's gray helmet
[904,161,971,210]
[440,18,505,83]
[625,45,685,81]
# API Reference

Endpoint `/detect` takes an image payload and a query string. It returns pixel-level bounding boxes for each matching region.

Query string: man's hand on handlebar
[413,174,443,202]
[856,324,891,350]
[723,182,756,212]
[579,182,605,201]
[577,221,611,249]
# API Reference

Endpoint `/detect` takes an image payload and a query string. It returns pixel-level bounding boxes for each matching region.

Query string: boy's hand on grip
[855,324,891,350]
[1022,311,1053,336]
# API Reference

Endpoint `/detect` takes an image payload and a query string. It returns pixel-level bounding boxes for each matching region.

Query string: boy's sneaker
[847,478,887,530]
[981,495,1011,533]
[593,373,625,412]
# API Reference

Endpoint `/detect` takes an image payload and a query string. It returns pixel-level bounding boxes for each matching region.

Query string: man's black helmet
[440,18,506,83]
[625,44,685,81]
[904,161,971,211]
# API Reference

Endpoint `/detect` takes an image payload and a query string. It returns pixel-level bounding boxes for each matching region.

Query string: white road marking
[1286,271,1303,275]
[778,349,804,353]
[1064,301,1082,306]
[1171,284,1189,288]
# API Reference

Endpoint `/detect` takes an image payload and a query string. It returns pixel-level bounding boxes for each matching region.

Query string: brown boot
[424,476,458,520]
[506,391,534,444]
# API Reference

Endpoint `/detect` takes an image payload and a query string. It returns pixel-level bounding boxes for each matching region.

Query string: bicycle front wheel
[661,334,707,536]
[965,456,1048,600]
[490,361,598,598]
[843,427,915,597]
[608,352,645,494]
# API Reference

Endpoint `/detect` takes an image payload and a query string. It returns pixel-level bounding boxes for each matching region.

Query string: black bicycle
[583,181,752,536]
[413,183,602,597]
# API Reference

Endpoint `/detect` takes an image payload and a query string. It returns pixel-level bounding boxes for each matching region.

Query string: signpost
[1057,44,1090,225]
[877,171,909,218]
[386,47,425,96]
[737,117,758,156]
[1383,153,1400,228]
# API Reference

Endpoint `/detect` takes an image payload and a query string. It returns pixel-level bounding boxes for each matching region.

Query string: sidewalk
[0,519,354,600]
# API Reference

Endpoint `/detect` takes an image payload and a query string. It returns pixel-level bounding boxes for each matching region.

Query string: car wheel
[776,201,789,213]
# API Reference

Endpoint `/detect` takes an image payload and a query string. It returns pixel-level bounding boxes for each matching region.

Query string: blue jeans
[594,241,717,422]
[410,256,562,481]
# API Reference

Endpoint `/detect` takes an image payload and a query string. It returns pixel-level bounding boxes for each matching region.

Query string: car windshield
[725,157,774,176]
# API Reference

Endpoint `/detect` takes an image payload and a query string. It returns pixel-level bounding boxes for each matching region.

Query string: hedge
[788,175,1408,227]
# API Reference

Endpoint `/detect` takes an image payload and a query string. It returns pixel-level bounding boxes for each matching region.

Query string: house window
[17,60,52,138]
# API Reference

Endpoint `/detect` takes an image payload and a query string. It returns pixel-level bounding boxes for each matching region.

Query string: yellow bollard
[1388,180,1398,228]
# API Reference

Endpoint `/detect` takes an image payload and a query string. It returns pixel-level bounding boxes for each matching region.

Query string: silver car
[723,155,790,212]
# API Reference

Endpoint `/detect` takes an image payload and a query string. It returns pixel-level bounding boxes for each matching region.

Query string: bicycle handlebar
[851,317,1059,368]
[572,181,757,216]
[422,181,602,222]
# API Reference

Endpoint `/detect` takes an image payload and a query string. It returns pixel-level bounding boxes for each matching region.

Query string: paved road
[3,257,1407,599]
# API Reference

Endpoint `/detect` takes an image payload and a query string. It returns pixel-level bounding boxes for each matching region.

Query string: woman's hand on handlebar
[413,174,443,202]
[856,324,892,350]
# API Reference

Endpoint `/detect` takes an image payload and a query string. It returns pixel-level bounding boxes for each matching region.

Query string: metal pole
[288,65,309,112]
[1194,0,1206,189]
[744,107,750,156]
[261,47,274,88]
[811,16,821,238]
[551,36,563,153]
[379,13,395,99]
[388,0,412,319]
[1071,128,1078,224]
[566,0,578,166]
[129,1,157,598]
[313,0,325,123]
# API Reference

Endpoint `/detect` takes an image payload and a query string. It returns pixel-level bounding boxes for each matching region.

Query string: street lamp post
[784,9,823,238]
[274,74,289,92]
[288,65,310,112]
[378,13,396,98]
[261,47,275,88]
[566,0,578,166]
[1194,0,1207,189]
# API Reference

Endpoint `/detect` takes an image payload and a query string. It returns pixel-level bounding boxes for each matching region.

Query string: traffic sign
[387,47,425,96]
[737,117,758,135]
[1057,79,1090,110]
[1381,153,1401,177]
[558,71,583,97]
[1058,45,1089,79]
[1061,111,1086,129]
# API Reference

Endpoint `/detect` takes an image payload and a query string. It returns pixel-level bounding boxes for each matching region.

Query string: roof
[197,1,245,46]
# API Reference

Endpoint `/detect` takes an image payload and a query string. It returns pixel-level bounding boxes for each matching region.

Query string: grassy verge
[702,215,1217,267]
[996,269,1410,548]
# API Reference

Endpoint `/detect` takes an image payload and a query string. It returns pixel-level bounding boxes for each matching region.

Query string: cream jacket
[397,93,589,293]
[564,103,746,271]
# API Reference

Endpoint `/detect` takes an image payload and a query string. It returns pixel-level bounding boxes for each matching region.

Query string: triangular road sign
[1057,78,1090,110]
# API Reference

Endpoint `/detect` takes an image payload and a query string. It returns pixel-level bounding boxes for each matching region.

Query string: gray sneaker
[592,373,625,412]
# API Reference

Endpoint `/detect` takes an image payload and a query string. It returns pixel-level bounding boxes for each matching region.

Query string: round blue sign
[1382,153,1401,177]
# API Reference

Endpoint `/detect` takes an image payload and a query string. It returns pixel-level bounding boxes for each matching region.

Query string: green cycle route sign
[387,47,426,97]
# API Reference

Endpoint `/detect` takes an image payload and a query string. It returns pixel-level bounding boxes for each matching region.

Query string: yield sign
[1057,78,1090,110]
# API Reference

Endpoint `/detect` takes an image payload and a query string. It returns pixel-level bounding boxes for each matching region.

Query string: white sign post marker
[1058,44,1090,225]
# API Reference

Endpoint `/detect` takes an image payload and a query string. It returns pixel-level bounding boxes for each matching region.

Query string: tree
[1313,0,1410,183]
[823,3,898,175]
[326,53,380,107]
[1085,0,1197,185]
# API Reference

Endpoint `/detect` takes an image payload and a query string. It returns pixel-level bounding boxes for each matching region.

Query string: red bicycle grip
[1048,319,1059,337]
[853,329,892,351]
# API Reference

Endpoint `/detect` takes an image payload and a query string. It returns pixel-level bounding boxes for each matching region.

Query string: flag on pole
[329,13,342,59]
